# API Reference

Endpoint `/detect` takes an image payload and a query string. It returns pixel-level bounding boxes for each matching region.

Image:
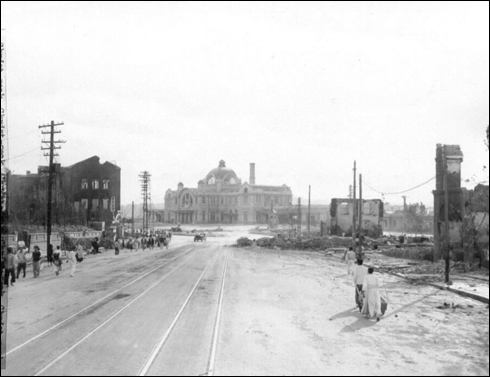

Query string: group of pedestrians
[2,231,174,287]
[346,248,385,322]
[121,232,171,253]
[2,242,82,287]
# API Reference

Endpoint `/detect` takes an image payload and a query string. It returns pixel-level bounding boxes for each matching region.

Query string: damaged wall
[433,144,465,260]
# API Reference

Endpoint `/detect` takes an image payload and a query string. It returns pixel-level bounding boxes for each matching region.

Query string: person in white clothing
[68,247,78,277]
[361,267,382,321]
[344,247,357,275]
[353,259,369,310]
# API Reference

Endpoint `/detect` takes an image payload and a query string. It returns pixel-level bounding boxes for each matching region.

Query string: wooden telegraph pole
[307,185,311,238]
[358,173,363,258]
[297,198,302,238]
[131,201,135,236]
[352,161,357,248]
[39,121,65,256]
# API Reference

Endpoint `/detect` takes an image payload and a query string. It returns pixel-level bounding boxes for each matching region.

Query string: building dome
[206,160,238,184]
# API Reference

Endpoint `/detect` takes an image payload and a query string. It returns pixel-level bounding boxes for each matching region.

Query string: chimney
[250,163,256,185]
[26,171,31,175]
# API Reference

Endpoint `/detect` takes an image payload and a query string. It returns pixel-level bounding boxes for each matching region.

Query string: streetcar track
[33,247,205,376]
[7,245,195,357]
[138,249,218,376]
[138,248,230,377]
[207,250,230,376]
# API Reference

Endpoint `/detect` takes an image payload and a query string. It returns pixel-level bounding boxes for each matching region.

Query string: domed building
[164,160,293,224]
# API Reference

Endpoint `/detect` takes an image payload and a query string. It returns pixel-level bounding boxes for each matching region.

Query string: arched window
[182,193,193,208]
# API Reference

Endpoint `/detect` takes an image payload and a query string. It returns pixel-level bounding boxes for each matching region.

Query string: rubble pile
[236,237,254,247]
[381,246,435,262]
[236,236,352,251]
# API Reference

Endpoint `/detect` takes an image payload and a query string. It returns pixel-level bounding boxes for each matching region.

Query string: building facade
[164,160,293,224]
[330,198,384,235]
[9,156,121,228]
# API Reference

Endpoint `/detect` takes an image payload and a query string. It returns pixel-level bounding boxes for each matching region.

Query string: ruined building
[329,198,384,236]
[432,144,464,260]
[164,160,293,224]
[9,156,121,229]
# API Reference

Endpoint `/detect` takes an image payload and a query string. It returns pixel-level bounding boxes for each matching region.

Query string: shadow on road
[329,307,378,333]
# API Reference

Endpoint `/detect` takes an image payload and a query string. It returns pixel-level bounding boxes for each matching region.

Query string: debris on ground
[236,237,254,247]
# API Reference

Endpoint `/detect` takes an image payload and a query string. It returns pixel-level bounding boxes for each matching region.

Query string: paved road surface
[2,229,488,376]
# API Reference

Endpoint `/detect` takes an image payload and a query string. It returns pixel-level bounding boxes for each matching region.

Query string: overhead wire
[4,146,40,162]
[363,176,436,197]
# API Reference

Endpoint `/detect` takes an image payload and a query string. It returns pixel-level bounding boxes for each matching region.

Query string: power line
[363,176,436,196]
[7,129,39,140]
[4,146,40,161]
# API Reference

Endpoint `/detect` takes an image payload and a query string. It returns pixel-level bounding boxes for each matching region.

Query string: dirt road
[2,230,488,376]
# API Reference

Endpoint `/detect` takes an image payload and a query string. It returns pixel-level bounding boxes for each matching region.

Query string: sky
[1,1,489,207]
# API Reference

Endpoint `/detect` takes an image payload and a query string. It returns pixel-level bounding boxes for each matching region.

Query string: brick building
[9,156,121,228]
[164,160,293,224]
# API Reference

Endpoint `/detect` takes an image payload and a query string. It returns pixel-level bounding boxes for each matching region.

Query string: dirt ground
[218,245,489,376]
[2,225,488,376]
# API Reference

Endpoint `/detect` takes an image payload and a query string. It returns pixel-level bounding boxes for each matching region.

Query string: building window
[92,180,99,189]
[341,203,349,215]
[92,199,99,209]
[274,197,279,205]
[103,199,109,210]
[81,199,88,209]
[81,179,88,190]
[74,201,80,212]
[244,196,248,205]
[221,197,224,205]
[103,180,109,189]
[363,202,371,215]
[202,197,206,204]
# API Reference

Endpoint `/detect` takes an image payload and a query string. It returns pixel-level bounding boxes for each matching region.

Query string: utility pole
[352,161,357,247]
[358,173,363,258]
[443,146,450,284]
[307,185,311,238]
[131,201,134,236]
[402,195,408,236]
[39,121,64,255]
[139,171,151,235]
[297,198,302,238]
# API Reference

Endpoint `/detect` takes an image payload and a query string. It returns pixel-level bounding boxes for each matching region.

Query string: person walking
[32,246,42,278]
[114,239,120,256]
[68,247,78,277]
[344,247,357,275]
[47,244,54,267]
[3,247,16,287]
[76,244,84,263]
[353,259,369,311]
[92,238,99,255]
[361,267,382,322]
[53,246,63,276]
[16,247,28,279]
